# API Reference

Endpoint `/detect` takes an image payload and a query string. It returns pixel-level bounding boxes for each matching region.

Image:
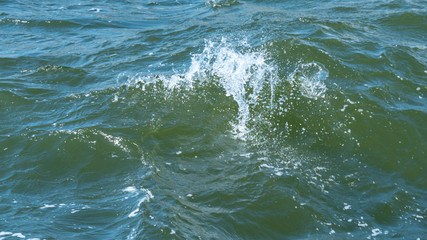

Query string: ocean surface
[1,0,426,239]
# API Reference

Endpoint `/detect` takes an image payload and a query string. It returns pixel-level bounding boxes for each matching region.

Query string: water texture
[0,0,426,239]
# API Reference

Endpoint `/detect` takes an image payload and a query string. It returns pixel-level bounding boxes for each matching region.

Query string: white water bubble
[371,228,382,236]
[260,164,274,169]
[71,209,80,214]
[128,209,139,218]
[12,233,25,238]
[343,203,351,210]
[358,222,368,227]
[123,186,137,193]
[89,8,100,12]
[40,204,56,209]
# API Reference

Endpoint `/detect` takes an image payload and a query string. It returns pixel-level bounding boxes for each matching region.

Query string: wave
[124,38,334,141]
[1,36,425,240]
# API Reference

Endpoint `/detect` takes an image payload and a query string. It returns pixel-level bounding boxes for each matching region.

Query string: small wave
[378,12,427,30]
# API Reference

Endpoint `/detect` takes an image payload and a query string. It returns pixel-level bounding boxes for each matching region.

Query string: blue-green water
[1,0,426,239]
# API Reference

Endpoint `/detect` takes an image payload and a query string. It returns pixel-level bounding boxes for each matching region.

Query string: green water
[0,0,426,239]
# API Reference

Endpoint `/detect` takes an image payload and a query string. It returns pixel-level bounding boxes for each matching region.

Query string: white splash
[127,38,330,139]
[288,62,328,100]
[128,38,277,138]
[185,38,277,137]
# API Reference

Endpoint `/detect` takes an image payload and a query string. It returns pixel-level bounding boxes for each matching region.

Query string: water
[0,0,426,239]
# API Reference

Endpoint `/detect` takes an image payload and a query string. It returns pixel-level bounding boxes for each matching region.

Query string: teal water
[1,0,426,239]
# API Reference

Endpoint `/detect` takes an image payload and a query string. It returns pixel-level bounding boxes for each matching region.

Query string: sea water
[0,0,426,239]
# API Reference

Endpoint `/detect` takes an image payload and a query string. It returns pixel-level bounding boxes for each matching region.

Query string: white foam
[89,8,100,12]
[371,228,382,237]
[12,233,25,238]
[123,186,138,193]
[0,232,26,239]
[71,209,80,214]
[40,204,56,209]
[260,164,274,169]
[358,222,368,227]
[128,208,139,218]
[343,203,351,210]
[128,188,154,218]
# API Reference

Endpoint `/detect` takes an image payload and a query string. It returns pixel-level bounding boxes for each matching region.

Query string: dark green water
[1,0,426,239]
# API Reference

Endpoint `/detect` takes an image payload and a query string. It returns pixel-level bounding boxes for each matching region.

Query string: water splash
[185,38,277,137]
[127,38,330,139]
[288,62,328,100]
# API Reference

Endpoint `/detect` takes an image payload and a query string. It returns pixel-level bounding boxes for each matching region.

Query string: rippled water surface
[1,0,426,239]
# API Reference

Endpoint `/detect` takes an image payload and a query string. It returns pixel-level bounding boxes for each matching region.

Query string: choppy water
[1,0,426,239]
